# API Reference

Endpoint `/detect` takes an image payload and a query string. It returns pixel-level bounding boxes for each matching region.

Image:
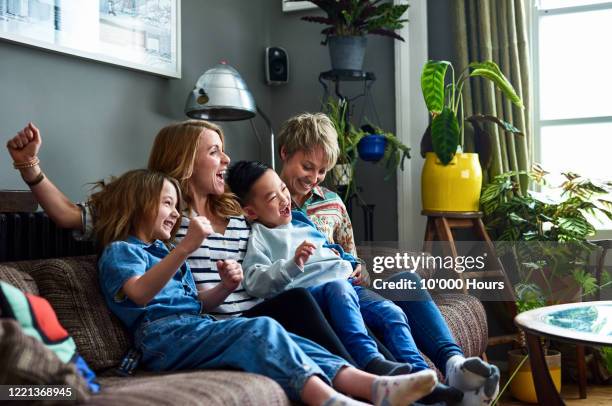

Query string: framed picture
[0,0,181,79]
[282,1,317,12]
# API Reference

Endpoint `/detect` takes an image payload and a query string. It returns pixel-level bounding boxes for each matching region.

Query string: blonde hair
[147,120,242,217]
[89,169,182,250]
[277,113,339,170]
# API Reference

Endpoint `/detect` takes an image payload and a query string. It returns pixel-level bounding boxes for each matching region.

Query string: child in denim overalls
[94,169,437,406]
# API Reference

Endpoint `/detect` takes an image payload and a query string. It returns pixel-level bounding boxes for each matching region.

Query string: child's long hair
[147,120,242,218]
[89,169,183,250]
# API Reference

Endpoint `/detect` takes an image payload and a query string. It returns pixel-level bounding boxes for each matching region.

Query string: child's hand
[217,260,243,292]
[294,240,316,268]
[349,264,365,285]
[6,122,42,164]
[178,216,213,253]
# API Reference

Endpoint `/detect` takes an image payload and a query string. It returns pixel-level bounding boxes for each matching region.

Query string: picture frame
[282,0,317,12]
[0,0,181,79]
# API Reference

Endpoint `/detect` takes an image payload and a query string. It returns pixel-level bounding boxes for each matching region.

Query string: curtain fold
[453,0,532,193]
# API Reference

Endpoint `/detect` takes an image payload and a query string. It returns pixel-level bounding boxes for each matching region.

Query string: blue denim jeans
[307,280,383,368]
[134,313,350,400]
[361,271,464,374]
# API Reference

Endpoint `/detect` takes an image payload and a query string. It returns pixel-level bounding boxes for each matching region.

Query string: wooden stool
[422,211,515,296]
[422,210,518,349]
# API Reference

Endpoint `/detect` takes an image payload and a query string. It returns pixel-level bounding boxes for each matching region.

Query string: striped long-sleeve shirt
[175,215,262,318]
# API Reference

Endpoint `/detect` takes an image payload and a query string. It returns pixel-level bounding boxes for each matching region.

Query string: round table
[514,301,612,405]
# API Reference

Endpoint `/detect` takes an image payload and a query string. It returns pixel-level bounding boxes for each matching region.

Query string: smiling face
[190,129,230,197]
[243,169,292,228]
[279,146,329,205]
[135,179,181,243]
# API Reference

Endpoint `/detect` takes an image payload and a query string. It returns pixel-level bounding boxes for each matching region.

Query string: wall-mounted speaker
[265,46,288,85]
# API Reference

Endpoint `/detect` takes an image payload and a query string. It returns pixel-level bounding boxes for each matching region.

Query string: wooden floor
[498,384,612,405]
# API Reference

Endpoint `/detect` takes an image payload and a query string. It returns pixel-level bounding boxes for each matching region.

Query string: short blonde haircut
[147,120,242,218]
[277,113,339,170]
[89,169,182,250]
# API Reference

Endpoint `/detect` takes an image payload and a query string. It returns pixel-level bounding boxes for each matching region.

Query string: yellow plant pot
[421,152,482,212]
[508,349,562,404]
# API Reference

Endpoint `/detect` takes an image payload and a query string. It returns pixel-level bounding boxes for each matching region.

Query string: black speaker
[265,46,288,85]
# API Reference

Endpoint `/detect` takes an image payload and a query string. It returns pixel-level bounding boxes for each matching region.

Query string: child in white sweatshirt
[229,160,423,378]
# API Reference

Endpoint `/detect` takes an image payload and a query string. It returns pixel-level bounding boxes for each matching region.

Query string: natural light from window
[535,0,612,230]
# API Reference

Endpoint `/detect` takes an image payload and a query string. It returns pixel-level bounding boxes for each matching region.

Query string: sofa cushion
[432,293,488,358]
[0,264,38,295]
[89,371,290,406]
[0,318,92,402]
[28,256,131,372]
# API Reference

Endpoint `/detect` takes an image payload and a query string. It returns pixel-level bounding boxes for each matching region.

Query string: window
[533,0,612,230]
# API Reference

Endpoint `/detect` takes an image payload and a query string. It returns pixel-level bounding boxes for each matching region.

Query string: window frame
[532,0,612,236]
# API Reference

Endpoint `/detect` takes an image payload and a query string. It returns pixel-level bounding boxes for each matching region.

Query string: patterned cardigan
[291,186,357,257]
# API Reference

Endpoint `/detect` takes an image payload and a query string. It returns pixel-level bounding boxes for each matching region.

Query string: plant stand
[421,210,519,350]
[320,69,379,242]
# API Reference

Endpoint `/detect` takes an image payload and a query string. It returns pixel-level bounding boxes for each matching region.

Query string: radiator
[0,212,95,262]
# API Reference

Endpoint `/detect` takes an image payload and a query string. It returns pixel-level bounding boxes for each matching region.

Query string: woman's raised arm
[6,123,83,230]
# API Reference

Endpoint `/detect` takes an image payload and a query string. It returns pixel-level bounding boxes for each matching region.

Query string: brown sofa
[0,253,488,405]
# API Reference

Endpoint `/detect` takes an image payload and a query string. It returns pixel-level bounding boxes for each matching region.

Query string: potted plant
[287,0,409,71]
[482,167,612,403]
[358,123,410,180]
[323,99,411,199]
[420,60,524,212]
[324,98,364,195]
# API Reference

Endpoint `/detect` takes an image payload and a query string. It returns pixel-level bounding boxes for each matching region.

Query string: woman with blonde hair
[277,112,501,406]
[5,120,354,362]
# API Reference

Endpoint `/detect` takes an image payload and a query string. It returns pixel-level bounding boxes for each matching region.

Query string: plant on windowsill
[420,59,524,212]
[287,0,409,71]
[482,166,612,404]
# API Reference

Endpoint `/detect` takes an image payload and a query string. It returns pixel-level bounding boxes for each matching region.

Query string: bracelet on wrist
[23,171,45,187]
[13,157,40,170]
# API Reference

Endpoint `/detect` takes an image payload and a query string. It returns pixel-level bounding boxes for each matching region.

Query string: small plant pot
[508,349,562,404]
[421,152,482,212]
[358,134,387,162]
[330,163,353,187]
[328,35,367,71]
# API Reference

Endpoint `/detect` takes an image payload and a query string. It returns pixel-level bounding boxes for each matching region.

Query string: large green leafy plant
[481,166,612,307]
[486,168,612,405]
[420,60,524,165]
[288,0,409,44]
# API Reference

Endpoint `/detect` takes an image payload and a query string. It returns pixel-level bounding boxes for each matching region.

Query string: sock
[372,369,437,406]
[322,393,371,406]
[365,357,413,376]
[445,355,500,406]
[418,382,464,405]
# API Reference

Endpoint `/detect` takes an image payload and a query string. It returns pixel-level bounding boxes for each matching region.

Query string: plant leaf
[431,107,460,165]
[469,61,524,109]
[421,60,451,114]
[465,118,492,169]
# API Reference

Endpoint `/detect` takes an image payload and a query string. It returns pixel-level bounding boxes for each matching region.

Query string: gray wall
[0,0,441,243]
[0,0,273,202]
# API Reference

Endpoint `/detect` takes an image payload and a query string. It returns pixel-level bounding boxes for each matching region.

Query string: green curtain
[453,0,532,194]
